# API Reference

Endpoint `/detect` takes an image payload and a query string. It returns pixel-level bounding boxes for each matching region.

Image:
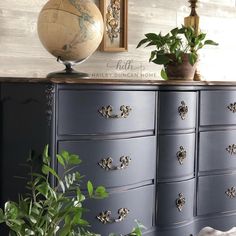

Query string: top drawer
[200,90,236,126]
[159,92,197,130]
[58,90,156,135]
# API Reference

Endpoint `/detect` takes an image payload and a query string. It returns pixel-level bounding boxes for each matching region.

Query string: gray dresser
[1,78,236,236]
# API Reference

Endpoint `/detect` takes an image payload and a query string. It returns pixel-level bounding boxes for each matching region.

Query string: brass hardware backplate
[178,101,188,120]
[226,144,236,155]
[176,193,186,212]
[176,146,187,165]
[227,103,236,113]
[98,156,131,171]
[96,208,130,224]
[98,105,132,119]
[225,187,236,198]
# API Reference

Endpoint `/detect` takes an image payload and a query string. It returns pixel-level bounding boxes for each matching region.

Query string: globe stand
[47,57,90,79]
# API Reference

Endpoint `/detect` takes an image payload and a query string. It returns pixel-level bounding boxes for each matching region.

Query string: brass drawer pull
[98,105,132,119]
[176,146,187,165]
[98,156,131,171]
[178,101,188,120]
[227,103,236,113]
[96,208,130,224]
[225,187,236,198]
[176,193,186,212]
[226,144,236,155]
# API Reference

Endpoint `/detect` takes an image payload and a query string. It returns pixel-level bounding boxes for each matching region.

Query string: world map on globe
[37,0,104,63]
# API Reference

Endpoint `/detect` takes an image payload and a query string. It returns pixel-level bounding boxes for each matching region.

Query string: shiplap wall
[0,0,236,80]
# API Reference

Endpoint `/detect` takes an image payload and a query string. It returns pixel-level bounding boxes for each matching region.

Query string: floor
[199,227,236,236]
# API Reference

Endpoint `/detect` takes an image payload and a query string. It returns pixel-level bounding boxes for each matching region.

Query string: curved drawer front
[159,91,197,130]
[158,133,195,180]
[157,179,195,226]
[200,90,236,126]
[58,90,155,135]
[84,185,154,236]
[199,130,236,173]
[198,174,236,216]
[58,136,156,188]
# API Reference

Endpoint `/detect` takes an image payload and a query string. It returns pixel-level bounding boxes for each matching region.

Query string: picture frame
[100,0,128,52]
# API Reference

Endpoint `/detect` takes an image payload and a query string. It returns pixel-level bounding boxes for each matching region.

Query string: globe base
[47,64,90,79]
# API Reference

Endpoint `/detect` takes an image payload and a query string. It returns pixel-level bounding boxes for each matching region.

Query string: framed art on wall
[100,0,128,52]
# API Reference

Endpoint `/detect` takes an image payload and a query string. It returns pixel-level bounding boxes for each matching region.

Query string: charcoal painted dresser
[1,78,236,236]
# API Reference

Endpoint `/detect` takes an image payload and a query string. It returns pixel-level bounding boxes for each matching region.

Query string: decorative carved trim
[176,193,186,212]
[176,146,187,165]
[106,0,121,43]
[227,103,236,113]
[225,187,236,198]
[96,208,129,224]
[100,0,128,51]
[178,101,188,120]
[98,105,132,119]
[45,85,55,126]
[226,144,236,155]
[98,156,131,170]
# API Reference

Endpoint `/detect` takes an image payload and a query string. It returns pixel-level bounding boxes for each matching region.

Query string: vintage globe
[37,0,104,77]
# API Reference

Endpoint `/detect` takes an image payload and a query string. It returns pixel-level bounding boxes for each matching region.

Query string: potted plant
[0,146,144,236]
[137,25,218,80]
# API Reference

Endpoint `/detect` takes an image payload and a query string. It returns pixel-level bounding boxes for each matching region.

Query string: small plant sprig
[137,25,218,79]
[0,146,144,236]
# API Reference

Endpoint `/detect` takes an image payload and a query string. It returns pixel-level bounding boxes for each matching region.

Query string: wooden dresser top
[0,77,236,86]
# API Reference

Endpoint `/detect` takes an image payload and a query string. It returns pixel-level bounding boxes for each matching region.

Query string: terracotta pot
[165,53,197,80]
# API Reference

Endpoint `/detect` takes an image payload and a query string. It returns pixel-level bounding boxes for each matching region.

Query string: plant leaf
[204,40,219,46]
[0,208,4,223]
[68,154,81,165]
[170,27,178,36]
[188,53,198,65]
[136,38,149,48]
[87,181,94,198]
[42,144,50,165]
[42,164,60,180]
[95,186,109,199]
[149,51,156,62]
[152,55,169,65]
[4,202,18,219]
[145,33,159,40]
[161,69,168,80]
[56,154,65,168]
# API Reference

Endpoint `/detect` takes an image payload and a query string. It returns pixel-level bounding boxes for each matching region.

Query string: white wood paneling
[0,0,236,81]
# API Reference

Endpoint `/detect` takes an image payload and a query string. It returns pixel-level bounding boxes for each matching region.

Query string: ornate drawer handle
[96,208,130,224]
[176,193,186,212]
[225,187,236,198]
[98,105,132,119]
[227,103,236,113]
[176,146,187,165]
[178,101,188,120]
[226,144,236,155]
[98,156,131,171]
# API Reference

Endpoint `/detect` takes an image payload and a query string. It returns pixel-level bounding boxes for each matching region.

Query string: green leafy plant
[137,25,218,79]
[0,146,143,236]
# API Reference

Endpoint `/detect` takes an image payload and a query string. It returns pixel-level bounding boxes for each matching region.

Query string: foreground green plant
[137,25,218,79]
[0,146,143,236]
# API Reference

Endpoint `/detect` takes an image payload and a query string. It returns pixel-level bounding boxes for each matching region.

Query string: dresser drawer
[198,174,236,216]
[84,185,154,235]
[58,90,156,135]
[200,90,236,126]
[58,136,156,188]
[199,130,236,173]
[157,179,194,226]
[159,91,197,130]
[158,133,195,181]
